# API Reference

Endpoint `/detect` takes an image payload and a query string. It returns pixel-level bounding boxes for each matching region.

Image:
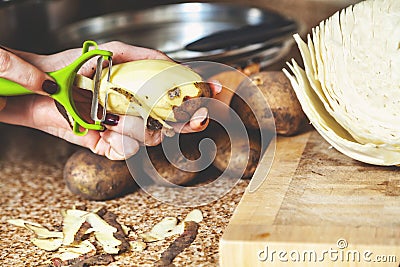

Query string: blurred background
[0,0,361,68]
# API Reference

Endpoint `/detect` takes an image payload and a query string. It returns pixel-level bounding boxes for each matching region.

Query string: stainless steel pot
[0,0,171,53]
[0,1,302,67]
[53,2,302,66]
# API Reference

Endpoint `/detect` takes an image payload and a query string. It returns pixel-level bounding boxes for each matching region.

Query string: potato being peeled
[75,60,212,131]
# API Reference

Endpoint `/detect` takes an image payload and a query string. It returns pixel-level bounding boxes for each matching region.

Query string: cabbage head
[284,0,400,165]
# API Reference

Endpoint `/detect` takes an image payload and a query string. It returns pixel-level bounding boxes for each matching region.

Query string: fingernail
[42,80,59,95]
[103,113,120,126]
[200,116,208,126]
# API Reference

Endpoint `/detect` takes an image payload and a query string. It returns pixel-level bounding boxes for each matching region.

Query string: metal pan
[54,2,302,66]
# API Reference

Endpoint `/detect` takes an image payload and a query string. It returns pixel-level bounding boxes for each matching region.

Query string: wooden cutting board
[220,130,400,267]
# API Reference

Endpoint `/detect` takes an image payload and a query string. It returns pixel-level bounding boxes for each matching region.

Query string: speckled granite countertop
[0,1,356,266]
[0,125,249,266]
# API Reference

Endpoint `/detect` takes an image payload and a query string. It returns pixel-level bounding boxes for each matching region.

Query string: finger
[105,115,164,146]
[78,41,173,78]
[0,94,137,161]
[104,115,145,143]
[99,130,140,160]
[99,41,172,63]
[75,42,172,78]
[0,48,58,96]
[208,80,223,96]
[90,136,125,160]
[173,107,209,133]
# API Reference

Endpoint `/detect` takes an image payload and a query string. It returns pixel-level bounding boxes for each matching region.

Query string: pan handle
[185,19,298,52]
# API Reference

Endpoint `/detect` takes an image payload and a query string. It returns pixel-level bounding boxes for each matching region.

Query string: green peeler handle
[0,77,34,96]
[0,41,113,136]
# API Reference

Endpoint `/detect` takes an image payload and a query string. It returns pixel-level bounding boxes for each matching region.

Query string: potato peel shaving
[155,221,199,267]
[7,208,203,266]
[7,207,127,266]
[7,219,64,251]
[140,209,203,242]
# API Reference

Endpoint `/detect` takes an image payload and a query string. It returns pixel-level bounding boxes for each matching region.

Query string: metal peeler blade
[91,55,113,123]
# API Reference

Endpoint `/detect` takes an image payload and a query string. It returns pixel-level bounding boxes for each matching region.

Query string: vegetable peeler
[0,40,113,136]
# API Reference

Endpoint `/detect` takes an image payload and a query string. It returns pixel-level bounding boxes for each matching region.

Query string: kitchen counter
[0,1,359,266]
[0,125,249,266]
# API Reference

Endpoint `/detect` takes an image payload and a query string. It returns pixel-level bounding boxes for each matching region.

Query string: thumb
[0,47,59,96]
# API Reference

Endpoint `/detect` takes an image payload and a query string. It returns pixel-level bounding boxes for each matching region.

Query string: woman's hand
[0,41,220,160]
[0,46,60,95]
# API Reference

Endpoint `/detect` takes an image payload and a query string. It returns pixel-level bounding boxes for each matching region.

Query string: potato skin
[143,146,198,186]
[213,130,262,179]
[142,134,206,186]
[173,82,212,122]
[231,71,307,136]
[63,149,136,200]
[202,122,262,179]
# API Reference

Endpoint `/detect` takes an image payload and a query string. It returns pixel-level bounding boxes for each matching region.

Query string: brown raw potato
[143,147,197,186]
[143,82,212,131]
[142,133,210,185]
[215,131,262,179]
[231,71,307,136]
[63,149,137,200]
[205,122,263,179]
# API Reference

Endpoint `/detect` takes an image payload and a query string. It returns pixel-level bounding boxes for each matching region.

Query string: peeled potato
[63,149,137,200]
[76,60,212,124]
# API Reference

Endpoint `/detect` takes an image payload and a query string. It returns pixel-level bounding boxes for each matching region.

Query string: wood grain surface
[220,130,400,267]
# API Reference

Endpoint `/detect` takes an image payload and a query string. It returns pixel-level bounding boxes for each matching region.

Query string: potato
[203,121,263,179]
[231,71,307,136]
[142,133,210,186]
[63,149,137,200]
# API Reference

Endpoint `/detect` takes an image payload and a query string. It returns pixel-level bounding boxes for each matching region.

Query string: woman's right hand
[0,46,60,96]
